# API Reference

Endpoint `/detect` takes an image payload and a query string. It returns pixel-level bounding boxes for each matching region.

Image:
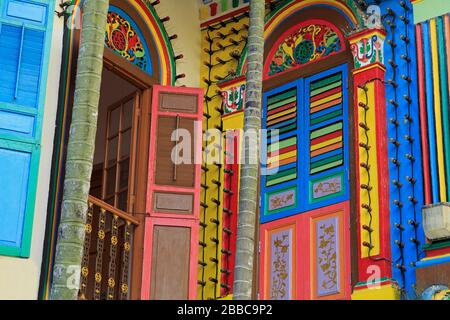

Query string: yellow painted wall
[356,83,381,258]
[156,0,201,87]
[0,14,64,300]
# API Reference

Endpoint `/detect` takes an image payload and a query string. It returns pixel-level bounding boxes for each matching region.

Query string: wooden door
[141,85,203,300]
[101,92,140,212]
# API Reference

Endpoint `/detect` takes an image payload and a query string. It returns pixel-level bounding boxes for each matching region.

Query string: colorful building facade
[0,0,449,300]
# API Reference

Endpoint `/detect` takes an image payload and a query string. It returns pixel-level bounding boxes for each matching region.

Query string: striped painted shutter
[261,64,349,223]
[305,65,349,210]
[0,0,53,257]
[262,82,300,223]
[265,85,298,187]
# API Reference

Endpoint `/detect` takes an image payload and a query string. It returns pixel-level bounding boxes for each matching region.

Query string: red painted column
[348,29,398,299]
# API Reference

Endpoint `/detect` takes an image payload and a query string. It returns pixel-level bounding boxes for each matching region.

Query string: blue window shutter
[260,64,350,224]
[0,24,44,108]
[0,24,22,104]
[0,0,53,257]
[304,65,350,210]
[0,145,31,249]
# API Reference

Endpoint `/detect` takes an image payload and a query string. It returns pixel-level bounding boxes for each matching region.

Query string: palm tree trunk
[233,0,265,300]
[50,0,109,300]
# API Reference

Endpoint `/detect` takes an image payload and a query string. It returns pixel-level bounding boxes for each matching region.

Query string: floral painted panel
[268,188,296,212]
[105,9,150,73]
[270,228,293,300]
[316,216,340,297]
[268,23,342,77]
[312,175,342,200]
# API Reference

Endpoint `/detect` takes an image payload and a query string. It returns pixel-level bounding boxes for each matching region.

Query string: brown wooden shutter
[141,85,203,300]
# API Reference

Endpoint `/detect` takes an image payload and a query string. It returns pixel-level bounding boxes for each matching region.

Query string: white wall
[155,0,201,88]
[0,14,64,300]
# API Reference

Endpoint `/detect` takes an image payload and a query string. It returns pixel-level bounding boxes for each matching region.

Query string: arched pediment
[236,0,368,77]
[265,19,346,79]
[68,0,177,85]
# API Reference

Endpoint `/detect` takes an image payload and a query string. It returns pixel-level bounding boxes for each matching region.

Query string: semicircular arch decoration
[106,6,153,74]
[235,0,366,77]
[265,19,346,78]
[68,0,177,85]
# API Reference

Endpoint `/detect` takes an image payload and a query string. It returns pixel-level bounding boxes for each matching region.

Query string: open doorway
[90,67,140,213]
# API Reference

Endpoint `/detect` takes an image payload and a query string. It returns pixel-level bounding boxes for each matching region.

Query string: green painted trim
[268,123,297,136]
[267,96,296,110]
[311,154,343,169]
[423,240,450,251]
[268,136,296,152]
[311,110,343,125]
[267,88,296,105]
[354,277,396,288]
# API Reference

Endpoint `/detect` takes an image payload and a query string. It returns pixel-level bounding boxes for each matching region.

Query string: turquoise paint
[413,0,450,24]
[0,0,56,258]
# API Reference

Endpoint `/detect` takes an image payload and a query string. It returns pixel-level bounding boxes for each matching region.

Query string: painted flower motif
[271,234,290,300]
[268,23,342,76]
[105,11,148,72]
[317,223,338,290]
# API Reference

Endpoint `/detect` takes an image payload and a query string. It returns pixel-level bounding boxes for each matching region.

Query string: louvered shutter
[261,64,349,223]
[261,82,301,223]
[0,0,53,257]
[305,65,350,210]
[141,85,203,300]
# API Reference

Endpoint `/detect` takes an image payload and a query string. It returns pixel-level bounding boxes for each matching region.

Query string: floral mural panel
[311,174,343,201]
[267,21,344,77]
[269,228,293,300]
[105,8,151,74]
[315,216,340,297]
[267,187,296,214]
